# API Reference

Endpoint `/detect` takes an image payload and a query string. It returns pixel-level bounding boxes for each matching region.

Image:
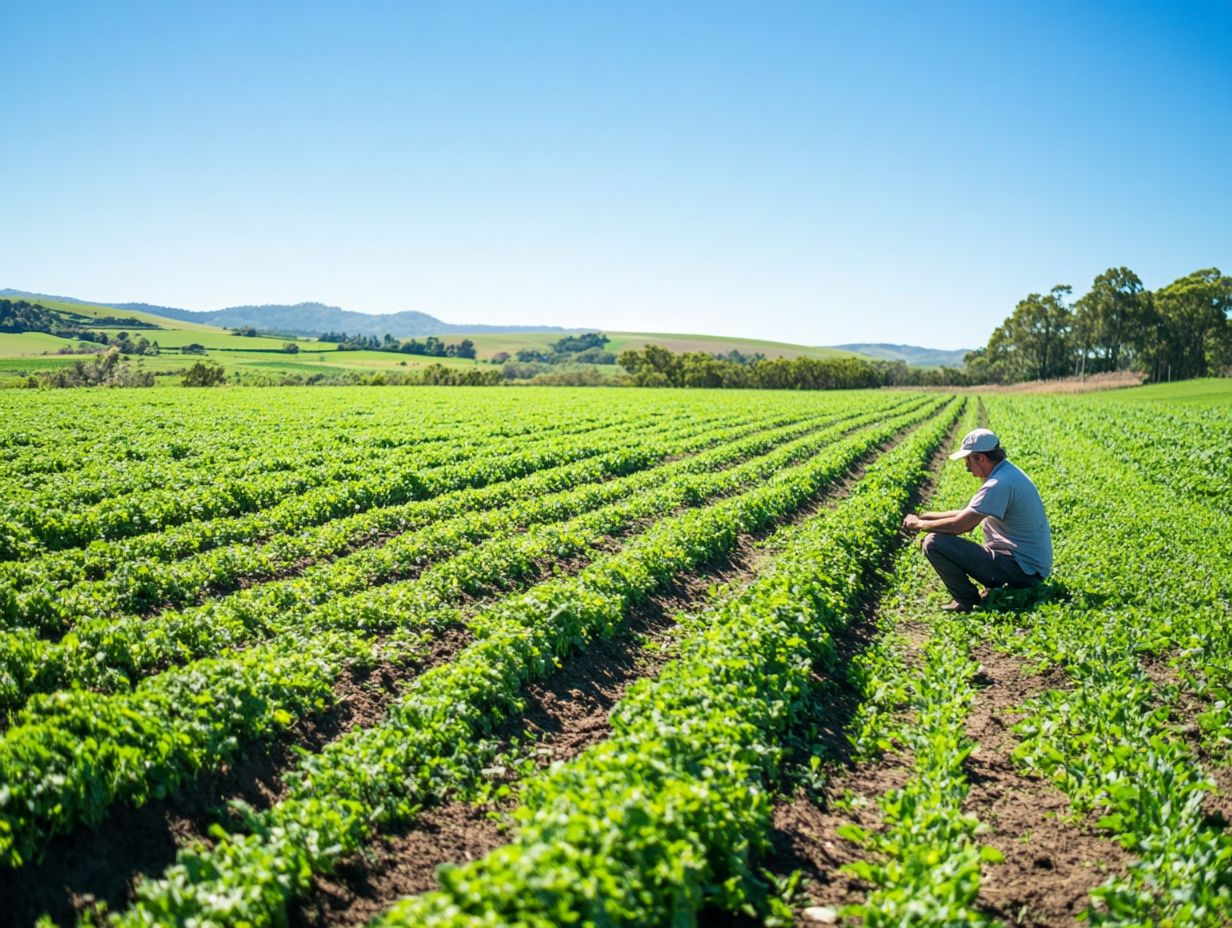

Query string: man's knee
[921,532,945,558]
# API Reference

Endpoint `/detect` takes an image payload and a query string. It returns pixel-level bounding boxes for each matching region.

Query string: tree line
[618,345,926,390]
[494,332,616,367]
[965,267,1231,384]
[318,332,477,358]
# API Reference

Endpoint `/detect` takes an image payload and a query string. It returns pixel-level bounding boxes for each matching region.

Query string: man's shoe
[941,600,977,613]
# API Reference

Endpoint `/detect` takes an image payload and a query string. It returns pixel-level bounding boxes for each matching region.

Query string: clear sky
[3,1,1229,349]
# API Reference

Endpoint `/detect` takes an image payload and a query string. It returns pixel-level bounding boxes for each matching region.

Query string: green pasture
[0,355,85,373]
[5,296,863,381]
[0,332,78,356]
[17,297,316,351]
[1086,377,1232,406]
[129,329,309,351]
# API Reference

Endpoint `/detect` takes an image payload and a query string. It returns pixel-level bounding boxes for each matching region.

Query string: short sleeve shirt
[968,460,1053,577]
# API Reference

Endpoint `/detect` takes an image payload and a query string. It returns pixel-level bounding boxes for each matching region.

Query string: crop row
[1040,399,1232,511]
[0,387,879,480]
[94,400,958,925]
[0,404,764,632]
[0,386,675,477]
[0,400,944,869]
[0,406,672,560]
[1,412,453,508]
[0,394,639,506]
[0,401,663,557]
[0,401,915,710]
[2,398,911,604]
[367,400,962,926]
[838,617,992,926]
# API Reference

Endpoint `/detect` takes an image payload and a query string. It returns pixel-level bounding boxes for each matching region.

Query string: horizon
[2,2,1228,352]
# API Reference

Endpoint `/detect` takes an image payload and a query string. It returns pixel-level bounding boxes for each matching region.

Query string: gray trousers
[921,532,1041,607]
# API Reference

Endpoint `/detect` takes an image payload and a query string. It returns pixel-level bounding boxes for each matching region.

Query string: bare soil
[964,644,1133,927]
[959,371,1145,395]
[291,803,510,928]
[1141,655,1232,830]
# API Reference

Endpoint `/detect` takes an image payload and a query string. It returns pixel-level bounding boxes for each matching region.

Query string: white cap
[949,428,1000,460]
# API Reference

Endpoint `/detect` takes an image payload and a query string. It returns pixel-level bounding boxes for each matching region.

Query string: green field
[0,332,84,356]
[0,354,86,373]
[0,385,1228,926]
[1083,376,1232,406]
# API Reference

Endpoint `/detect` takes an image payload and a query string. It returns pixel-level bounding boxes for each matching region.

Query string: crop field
[0,383,1228,927]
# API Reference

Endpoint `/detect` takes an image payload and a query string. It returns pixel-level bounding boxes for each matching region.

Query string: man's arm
[902,507,985,535]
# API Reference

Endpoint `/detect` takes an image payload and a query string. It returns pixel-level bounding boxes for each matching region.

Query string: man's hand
[901,507,986,537]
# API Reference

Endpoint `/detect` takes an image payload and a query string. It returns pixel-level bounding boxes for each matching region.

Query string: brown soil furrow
[965,644,1132,927]
[292,804,511,928]
[0,628,470,928]
[287,538,777,927]
[1141,656,1232,830]
[976,396,990,428]
[760,757,915,916]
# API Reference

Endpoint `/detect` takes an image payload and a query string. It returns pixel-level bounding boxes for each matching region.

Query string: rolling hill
[0,291,576,338]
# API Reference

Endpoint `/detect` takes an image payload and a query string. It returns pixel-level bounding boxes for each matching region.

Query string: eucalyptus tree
[1072,267,1148,374]
[1146,267,1232,380]
[989,285,1075,382]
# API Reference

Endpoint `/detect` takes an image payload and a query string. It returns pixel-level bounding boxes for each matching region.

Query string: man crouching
[901,428,1052,612]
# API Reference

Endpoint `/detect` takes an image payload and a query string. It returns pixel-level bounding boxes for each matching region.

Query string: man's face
[965,452,993,479]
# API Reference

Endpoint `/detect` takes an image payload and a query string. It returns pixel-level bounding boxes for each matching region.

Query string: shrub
[182,362,227,387]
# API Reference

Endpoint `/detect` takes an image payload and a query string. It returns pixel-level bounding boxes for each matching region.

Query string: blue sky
[2,1,1228,349]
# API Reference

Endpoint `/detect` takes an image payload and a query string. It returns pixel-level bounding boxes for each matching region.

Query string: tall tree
[1148,268,1232,380]
[1072,267,1148,374]
[996,285,1075,381]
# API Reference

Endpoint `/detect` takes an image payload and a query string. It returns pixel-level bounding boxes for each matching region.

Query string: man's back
[969,459,1052,578]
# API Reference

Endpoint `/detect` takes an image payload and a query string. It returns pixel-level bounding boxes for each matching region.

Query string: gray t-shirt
[968,459,1053,578]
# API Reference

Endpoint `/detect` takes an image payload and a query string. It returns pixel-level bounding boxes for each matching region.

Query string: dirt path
[964,644,1132,926]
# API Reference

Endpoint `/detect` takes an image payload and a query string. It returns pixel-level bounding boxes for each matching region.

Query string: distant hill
[0,290,576,338]
[833,343,972,368]
[1,291,964,366]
